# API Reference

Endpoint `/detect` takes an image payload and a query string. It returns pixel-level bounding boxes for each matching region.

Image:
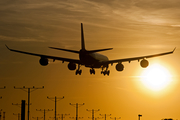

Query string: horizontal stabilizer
[87,48,113,53]
[49,47,79,53]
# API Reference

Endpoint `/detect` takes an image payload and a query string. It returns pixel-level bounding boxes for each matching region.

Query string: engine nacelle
[116,63,124,71]
[39,57,49,66]
[140,59,149,68]
[68,62,76,70]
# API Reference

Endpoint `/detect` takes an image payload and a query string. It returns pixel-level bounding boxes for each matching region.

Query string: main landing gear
[90,68,95,75]
[75,64,82,75]
[101,67,110,76]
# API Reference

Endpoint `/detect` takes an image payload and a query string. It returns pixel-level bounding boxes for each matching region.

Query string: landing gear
[75,69,82,75]
[90,68,95,75]
[101,70,110,76]
[75,64,82,75]
[101,67,110,76]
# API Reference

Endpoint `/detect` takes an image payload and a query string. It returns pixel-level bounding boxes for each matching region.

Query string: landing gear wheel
[107,70,110,76]
[79,70,82,75]
[75,70,82,75]
[90,68,95,75]
[102,70,110,76]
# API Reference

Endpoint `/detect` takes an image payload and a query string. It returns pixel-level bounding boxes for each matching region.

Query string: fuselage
[79,50,109,68]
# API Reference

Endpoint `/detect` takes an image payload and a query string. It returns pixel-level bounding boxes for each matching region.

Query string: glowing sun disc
[140,64,172,91]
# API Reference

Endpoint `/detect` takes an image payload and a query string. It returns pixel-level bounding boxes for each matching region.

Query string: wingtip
[173,47,176,53]
[5,44,10,50]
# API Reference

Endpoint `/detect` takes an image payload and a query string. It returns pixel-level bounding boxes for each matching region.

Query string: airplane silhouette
[6,23,175,75]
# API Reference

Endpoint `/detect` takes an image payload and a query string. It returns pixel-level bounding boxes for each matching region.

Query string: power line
[36,109,53,120]
[47,96,64,120]
[14,86,44,120]
[69,103,85,120]
[86,109,100,120]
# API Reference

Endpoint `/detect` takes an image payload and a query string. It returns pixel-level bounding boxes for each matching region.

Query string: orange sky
[0,0,180,120]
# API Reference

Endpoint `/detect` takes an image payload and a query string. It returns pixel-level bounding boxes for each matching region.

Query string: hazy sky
[0,0,180,120]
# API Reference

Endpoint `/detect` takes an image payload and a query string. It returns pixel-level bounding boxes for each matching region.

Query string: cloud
[171,25,180,27]
[0,0,180,48]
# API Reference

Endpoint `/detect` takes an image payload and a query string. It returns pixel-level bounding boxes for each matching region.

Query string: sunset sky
[0,0,180,120]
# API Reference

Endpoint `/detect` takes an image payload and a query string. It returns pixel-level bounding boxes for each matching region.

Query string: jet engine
[68,62,76,70]
[39,57,49,66]
[140,59,149,68]
[116,63,124,71]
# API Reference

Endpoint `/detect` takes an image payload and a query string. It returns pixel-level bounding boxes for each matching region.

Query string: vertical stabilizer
[81,23,86,50]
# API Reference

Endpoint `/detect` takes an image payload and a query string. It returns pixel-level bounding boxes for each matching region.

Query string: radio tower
[36,109,53,120]
[99,114,111,120]
[86,109,100,120]
[14,86,44,120]
[47,96,64,120]
[69,103,85,120]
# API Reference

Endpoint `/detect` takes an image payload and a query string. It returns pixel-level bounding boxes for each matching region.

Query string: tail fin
[81,23,86,50]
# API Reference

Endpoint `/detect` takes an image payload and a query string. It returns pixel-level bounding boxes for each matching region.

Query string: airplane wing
[105,48,176,64]
[5,45,81,64]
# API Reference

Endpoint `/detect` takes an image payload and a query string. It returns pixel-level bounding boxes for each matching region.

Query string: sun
[140,63,172,92]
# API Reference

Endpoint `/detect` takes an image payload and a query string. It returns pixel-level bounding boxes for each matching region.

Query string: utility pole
[14,86,44,120]
[36,109,53,120]
[99,114,111,120]
[110,117,121,120]
[47,96,64,120]
[32,117,43,120]
[86,109,100,120]
[69,103,85,120]
[138,114,142,120]
[57,114,70,120]
[13,113,21,120]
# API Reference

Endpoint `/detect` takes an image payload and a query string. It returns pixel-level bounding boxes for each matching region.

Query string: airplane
[6,23,175,76]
